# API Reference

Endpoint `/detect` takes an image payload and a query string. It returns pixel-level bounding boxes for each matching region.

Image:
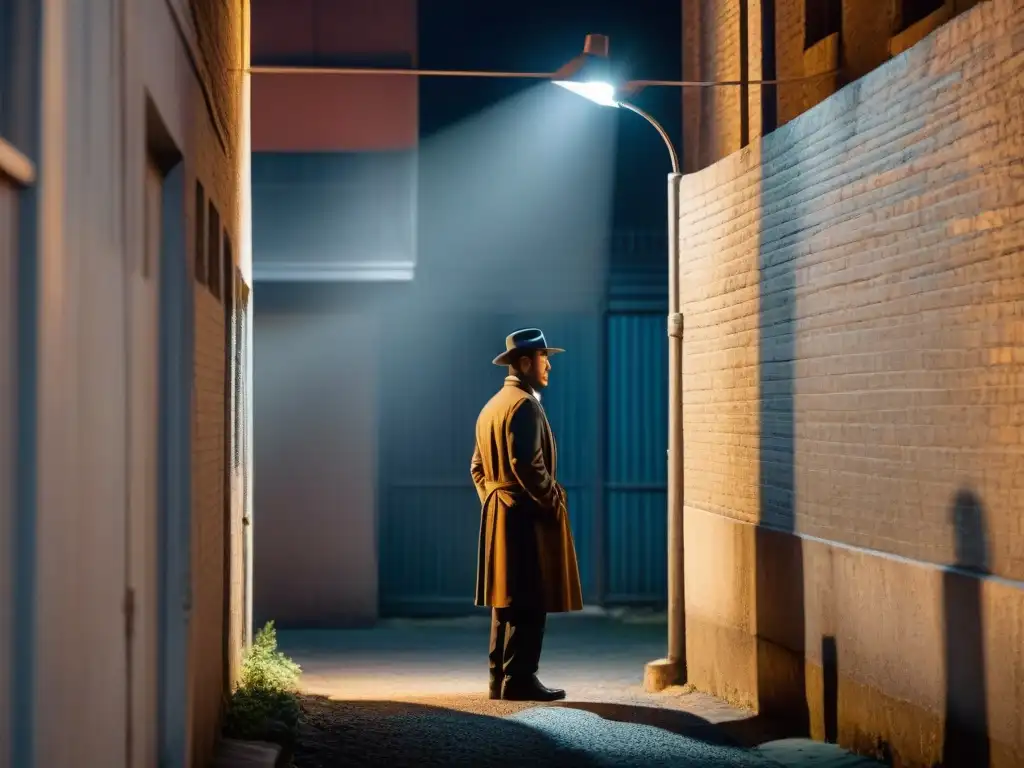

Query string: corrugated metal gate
[604,312,668,603]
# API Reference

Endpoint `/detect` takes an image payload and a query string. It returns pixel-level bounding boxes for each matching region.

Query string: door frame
[148,104,191,766]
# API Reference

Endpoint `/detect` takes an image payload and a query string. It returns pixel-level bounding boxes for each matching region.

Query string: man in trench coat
[471,328,584,702]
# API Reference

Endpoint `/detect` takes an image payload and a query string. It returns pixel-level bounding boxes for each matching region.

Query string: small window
[194,181,206,284]
[206,200,221,298]
[899,0,945,31]
[805,0,841,49]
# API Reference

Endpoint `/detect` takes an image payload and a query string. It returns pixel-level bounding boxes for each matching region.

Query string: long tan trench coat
[472,377,584,613]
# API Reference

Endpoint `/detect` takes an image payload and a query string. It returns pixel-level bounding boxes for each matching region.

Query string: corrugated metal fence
[378,232,668,615]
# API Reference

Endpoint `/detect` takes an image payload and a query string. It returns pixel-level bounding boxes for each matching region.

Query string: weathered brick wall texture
[191,288,228,765]
[685,0,923,169]
[680,1,1024,764]
[682,0,745,172]
[772,0,804,126]
[187,0,244,764]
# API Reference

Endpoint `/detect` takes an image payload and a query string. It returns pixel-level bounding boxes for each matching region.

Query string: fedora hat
[492,328,565,366]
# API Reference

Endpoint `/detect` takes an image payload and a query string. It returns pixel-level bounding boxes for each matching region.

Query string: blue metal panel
[605,313,668,604]
[607,231,668,313]
[377,311,600,615]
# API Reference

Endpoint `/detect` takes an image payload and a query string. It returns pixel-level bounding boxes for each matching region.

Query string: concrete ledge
[213,738,282,768]
[684,508,1024,767]
[253,260,415,282]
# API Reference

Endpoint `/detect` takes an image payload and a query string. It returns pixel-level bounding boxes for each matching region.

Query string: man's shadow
[941,488,990,767]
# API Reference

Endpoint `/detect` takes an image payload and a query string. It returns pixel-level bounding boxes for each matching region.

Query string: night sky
[419,0,683,230]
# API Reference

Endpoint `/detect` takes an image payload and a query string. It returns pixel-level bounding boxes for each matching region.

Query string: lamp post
[553,34,685,691]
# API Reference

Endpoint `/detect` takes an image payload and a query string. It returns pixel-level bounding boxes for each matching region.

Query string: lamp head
[552,34,620,107]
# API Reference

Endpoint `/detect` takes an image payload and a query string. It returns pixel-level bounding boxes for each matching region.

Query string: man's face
[518,351,551,390]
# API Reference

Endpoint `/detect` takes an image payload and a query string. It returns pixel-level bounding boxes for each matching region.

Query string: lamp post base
[643,657,685,692]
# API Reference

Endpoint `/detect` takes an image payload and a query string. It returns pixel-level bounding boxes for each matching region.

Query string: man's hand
[554,482,568,518]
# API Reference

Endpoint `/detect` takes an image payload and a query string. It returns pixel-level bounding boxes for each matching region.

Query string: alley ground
[263,612,881,768]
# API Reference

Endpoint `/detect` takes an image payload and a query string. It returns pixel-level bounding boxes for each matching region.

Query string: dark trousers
[489,606,547,684]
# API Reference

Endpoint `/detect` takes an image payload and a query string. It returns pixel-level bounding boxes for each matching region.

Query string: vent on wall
[195,181,206,285]
[207,200,221,299]
[805,0,842,49]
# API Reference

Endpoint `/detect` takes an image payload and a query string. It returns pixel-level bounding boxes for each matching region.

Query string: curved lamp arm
[618,101,680,175]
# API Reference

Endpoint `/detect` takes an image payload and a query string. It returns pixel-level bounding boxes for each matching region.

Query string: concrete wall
[678,1,1024,765]
[2,0,248,765]
[250,0,418,281]
[253,291,379,628]
[249,0,417,629]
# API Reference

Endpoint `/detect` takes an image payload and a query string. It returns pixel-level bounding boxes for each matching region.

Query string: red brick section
[250,0,419,152]
[251,73,418,152]
[679,0,1024,577]
[251,0,417,60]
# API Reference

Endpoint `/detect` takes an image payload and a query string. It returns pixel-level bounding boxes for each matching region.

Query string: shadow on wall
[822,634,838,744]
[754,130,809,737]
[942,488,990,767]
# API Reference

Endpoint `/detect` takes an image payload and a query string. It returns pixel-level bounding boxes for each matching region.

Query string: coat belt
[484,481,519,494]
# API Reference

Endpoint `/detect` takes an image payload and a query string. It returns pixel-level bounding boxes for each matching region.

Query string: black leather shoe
[501,675,566,702]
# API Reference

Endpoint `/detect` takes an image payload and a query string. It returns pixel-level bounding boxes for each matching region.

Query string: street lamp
[554,34,686,692]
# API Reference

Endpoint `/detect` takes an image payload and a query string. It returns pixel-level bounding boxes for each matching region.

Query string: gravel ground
[292,694,779,768]
[280,615,882,768]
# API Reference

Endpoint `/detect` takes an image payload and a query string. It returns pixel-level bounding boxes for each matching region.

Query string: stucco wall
[678,1,1024,765]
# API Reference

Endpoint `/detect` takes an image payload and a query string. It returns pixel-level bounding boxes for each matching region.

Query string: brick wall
[186,0,245,763]
[679,1,1024,764]
[191,287,228,765]
[684,0,960,170]
[682,0,744,172]
[773,0,810,126]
